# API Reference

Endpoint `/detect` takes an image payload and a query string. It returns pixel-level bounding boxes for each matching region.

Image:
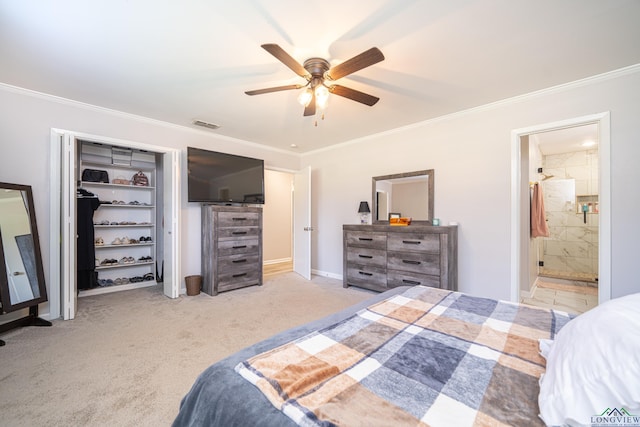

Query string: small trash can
[185,275,202,296]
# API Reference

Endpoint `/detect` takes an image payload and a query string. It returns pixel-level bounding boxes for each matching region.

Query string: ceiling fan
[245,44,385,117]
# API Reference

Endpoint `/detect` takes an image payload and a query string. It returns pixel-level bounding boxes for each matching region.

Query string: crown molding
[302,63,640,157]
[0,82,297,158]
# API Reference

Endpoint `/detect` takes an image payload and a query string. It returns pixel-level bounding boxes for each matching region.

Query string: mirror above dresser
[372,169,434,224]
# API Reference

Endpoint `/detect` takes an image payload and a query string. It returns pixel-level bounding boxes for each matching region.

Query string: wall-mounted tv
[187,147,265,204]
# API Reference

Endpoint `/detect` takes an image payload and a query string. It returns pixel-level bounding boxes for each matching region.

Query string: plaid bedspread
[235,286,573,426]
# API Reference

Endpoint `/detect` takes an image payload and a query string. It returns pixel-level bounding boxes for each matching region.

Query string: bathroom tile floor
[520,279,598,314]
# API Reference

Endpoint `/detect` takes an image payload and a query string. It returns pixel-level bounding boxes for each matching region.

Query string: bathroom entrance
[510,112,611,309]
[532,124,599,285]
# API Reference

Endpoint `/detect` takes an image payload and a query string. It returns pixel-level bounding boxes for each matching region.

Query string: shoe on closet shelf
[112,237,122,245]
[95,237,104,246]
[143,273,155,281]
[121,236,131,244]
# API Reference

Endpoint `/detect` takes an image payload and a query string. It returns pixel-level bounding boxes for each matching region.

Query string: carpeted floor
[0,272,373,426]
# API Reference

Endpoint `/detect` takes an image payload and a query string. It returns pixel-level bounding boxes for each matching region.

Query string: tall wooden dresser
[202,205,263,295]
[343,224,457,292]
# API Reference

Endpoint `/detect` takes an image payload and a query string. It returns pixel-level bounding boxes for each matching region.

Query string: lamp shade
[358,201,370,213]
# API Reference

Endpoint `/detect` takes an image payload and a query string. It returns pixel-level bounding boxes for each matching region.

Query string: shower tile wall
[540,149,598,281]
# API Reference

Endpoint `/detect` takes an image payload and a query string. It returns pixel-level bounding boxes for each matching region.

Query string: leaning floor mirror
[0,182,50,346]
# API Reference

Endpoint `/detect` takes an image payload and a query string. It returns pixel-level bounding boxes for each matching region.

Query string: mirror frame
[0,182,48,313]
[372,169,434,225]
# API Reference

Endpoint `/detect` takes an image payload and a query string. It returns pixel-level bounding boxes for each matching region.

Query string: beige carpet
[0,272,374,426]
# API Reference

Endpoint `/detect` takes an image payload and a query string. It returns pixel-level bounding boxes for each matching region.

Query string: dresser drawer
[217,269,261,292]
[346,247,386,267]
[218,211,261,227]
[387,270,440,288]
[387,233,440,253]
[217,238,260,256]
[387,251,440,275]
[218,253,261,272]
[217,227,260,239]
[346,265,387,288]
[345,232,387,250]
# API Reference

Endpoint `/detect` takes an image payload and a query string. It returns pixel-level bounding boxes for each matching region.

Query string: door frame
[510,112,611,304]
[49,129,181,319]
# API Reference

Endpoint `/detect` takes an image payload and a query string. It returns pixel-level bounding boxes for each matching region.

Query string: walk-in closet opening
[78,140,164,296]
[50,129,180,320]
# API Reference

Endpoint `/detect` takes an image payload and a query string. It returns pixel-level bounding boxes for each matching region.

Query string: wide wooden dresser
[202,205,263,295]
[343,224,457,292]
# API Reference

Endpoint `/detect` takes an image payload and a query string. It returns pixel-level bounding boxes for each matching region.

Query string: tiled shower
[539,149,599,283]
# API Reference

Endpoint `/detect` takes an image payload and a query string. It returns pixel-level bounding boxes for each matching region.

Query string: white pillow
[538,292,640,427]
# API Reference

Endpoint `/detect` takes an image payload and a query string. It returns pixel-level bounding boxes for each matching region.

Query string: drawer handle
[232,231,248,235]
[358,237,373,241]
[402,260,421,265]
[403,240,421,245]
[358,271,373,276]
[402,279,421,285]
[232,217,247,221]
[232,259,247,264]
[232,245,247,249]
[358,255,373,259]
[232,273,247,278]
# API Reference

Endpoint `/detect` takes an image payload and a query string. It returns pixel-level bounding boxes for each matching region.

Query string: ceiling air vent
[192,120,221,130]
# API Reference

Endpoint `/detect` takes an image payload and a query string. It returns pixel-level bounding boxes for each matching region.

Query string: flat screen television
[187,147,265,204]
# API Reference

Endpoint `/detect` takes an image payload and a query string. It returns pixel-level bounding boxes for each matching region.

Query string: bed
[173,285,640,427]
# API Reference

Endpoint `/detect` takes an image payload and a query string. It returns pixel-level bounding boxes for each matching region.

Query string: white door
[293,166,312,280]
[60,133,78,319]
[162,150,180,298]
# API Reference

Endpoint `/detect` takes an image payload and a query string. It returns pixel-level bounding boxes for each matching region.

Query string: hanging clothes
[77,190,101,289]
[531,182,550,238]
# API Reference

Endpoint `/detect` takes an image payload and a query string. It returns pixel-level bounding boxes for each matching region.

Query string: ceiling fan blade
[329,85,380,106]
[325,47,385,81]
[261,44,310,78]
[245,84,304,96]
[303,91,316,116]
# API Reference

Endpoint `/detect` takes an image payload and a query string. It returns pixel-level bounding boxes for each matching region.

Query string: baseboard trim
[521,280,540,299]
[312,269,342,281]
[263,257,292,265]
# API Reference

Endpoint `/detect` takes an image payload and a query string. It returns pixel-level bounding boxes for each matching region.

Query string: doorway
[510,113,611,307]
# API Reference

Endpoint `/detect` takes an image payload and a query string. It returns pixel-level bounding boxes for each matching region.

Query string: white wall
[1,67,639,320]
[303,68,640,301]
[0,86,300,318]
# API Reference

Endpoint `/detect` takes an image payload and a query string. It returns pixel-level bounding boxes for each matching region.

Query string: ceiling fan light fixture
[315,85,329,109]
[297,88,313,107]
[246,44,384,117]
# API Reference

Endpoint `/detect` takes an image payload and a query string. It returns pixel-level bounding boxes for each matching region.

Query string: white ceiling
[533,124,599,156]
[1,0,639,153]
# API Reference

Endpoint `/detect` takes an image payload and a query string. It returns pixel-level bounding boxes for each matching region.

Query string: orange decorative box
[389,217,411,226]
